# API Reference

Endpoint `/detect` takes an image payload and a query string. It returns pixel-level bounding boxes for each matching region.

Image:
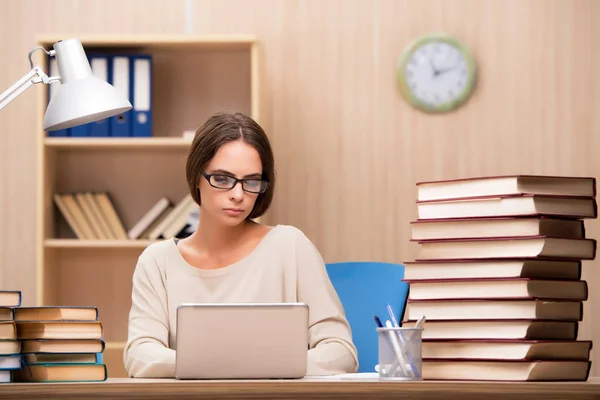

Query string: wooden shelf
[44,137,193,150]
[36,34,256,49]
[44,239,159,248]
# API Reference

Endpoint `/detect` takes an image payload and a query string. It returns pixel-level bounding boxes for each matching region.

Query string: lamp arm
[0,46,59,111]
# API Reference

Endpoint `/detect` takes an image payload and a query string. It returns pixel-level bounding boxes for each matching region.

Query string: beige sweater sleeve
[293,230,359,375]
[123,253,175,378]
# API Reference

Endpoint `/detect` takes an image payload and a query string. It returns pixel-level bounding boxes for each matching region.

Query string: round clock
[396,33,477,113]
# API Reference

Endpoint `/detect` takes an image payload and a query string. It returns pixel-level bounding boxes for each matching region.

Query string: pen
[373,315,384,328]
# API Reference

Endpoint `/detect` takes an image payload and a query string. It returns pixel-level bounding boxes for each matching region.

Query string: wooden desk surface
[1,377,600,400]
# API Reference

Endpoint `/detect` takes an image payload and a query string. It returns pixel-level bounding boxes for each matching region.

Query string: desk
[1,378,600,400]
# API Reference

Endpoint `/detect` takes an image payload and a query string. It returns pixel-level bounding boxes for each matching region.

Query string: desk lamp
[0,38,131,130]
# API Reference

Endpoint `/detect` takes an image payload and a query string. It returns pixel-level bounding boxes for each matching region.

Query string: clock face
[397,34,476,112]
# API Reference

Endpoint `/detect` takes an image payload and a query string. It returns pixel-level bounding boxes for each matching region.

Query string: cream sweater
[123,225,359,378]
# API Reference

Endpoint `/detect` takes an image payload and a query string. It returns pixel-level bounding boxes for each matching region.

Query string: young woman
[123,112,358,378]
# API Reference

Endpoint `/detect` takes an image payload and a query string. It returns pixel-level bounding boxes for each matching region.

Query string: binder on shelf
[46,58,69,137]
[110,55,132,137]
[131,54,153,137]
[88,54,111,137]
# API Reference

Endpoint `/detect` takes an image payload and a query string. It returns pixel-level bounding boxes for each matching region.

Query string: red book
[416,175,596,202]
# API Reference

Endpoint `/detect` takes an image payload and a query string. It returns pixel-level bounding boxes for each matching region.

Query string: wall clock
[397,33,477,113]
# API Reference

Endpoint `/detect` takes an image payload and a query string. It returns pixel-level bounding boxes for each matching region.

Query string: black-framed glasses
[201,171,269,194]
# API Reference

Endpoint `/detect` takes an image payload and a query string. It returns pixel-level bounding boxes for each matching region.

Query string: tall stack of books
[11,306,107,382]
[402,175,596,381]
[0,291,23,383]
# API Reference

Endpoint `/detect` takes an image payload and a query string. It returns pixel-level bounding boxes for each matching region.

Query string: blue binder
[109,55,132,137]
[130,54,153,137]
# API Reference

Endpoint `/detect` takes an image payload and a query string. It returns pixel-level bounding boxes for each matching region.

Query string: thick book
[404,278,588,301]
[13,363,108,382]
[16,321,103,340]
[0,308,14,321]
[0,340,21,355]
[13,306,98,321]
[21,339,105,354]
[405,299,583,321]
[0,354,22,370]
[0,291,21,307]
[410,217,585,241]
[24,353,100,364]
[415,236,597,261]
[403,259,582,281]
[416,175,596,202]
[421,340,592,361]
[416,194,597,220]
[421,359,591,381]
[401,319,578,340]
[0,322,16,340]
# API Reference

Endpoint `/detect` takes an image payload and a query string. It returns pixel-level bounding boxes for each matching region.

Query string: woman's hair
[186,112,275,219]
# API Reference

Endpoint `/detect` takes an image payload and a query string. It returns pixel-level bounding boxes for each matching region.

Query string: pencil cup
[376,327,423,380]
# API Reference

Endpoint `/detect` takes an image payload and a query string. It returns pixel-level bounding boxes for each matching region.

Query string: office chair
[325,261,409,373]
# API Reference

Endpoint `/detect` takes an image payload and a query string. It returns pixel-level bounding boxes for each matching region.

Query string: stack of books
[0,291,23,383]
[402,175,596,381]
[12,306,107,382]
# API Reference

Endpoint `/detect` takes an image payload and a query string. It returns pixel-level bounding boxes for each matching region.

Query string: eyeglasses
[201,171,269,194]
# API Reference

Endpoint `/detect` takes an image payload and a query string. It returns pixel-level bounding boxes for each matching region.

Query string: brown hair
[186,112,275,219]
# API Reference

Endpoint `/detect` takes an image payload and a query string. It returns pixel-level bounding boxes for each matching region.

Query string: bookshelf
[35,35,260,378]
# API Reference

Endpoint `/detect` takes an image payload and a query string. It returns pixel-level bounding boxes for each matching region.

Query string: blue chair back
[325,261,408,373]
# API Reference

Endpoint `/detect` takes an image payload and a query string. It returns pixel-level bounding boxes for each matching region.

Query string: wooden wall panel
[1,0,599,376]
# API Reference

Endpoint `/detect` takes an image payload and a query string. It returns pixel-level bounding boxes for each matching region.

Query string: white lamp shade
[43,38,132,131]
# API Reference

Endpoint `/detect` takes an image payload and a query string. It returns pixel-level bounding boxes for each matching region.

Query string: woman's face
[199,139,263,226]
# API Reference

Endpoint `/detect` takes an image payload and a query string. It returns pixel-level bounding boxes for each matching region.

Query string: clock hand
[428,57,439,76]
[433,63,459,78]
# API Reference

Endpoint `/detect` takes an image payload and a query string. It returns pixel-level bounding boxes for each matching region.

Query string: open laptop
[175,302,309,379]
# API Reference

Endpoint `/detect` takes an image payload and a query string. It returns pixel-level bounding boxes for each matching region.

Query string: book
[0,340,21,355]
[0,354,23,370]
[16,321,103,340]
[416,175,596,202]
[0,291,21,307]
[127,197,171,239]
[13,306,98,321]
[404,278,588,301]
[421,340,592,361]
[415,236,596,261]
[24,353,100,364]
[405,299,583,321]
[0,308,14,321]
[0,322,16,340]
[403,259,582,281]
[410,217,584,241]
[416,194,597,220]
[13,363,107,382]
[20,339,105,354]
[401,319,578,340]
[421,359,591,381]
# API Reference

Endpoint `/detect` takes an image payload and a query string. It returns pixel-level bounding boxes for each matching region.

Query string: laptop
[174,302,309,379]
